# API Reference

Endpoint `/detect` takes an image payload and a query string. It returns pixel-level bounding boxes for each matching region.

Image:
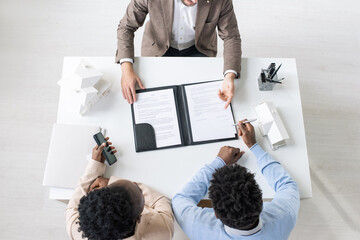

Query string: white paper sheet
[43,124,101,189]
[185,81,237,142]
[133,89,182,148]
[49,187,74,200]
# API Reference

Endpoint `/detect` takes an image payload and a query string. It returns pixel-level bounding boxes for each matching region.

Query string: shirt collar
[224,218,262,236]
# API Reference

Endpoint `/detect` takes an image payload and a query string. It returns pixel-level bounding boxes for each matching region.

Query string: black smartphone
[93,132,117,165]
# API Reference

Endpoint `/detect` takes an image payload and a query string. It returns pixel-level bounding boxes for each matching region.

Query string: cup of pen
[257,63,284,91]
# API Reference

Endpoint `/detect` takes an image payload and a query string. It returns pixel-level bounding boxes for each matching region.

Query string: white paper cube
[57,59,112,116]
[74,60,103,89]
[58,60,103,90]
[79,79,111,115]
[78,87,98,106]
[254,102,289,150]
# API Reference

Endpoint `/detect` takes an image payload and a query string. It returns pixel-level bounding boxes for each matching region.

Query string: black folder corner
[133,123,157,152]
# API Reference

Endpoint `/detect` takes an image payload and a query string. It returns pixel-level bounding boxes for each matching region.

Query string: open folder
[131,80,238,152]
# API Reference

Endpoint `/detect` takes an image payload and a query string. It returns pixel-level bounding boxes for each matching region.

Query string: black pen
[266,79,282,84]
[270,63,282,79]
[268,63,276,78]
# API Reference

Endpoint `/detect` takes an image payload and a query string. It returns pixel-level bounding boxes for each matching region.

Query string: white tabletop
[57,57,312,199]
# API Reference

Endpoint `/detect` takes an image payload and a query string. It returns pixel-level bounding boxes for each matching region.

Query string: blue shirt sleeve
[172,157,225,237]
[250,143,300,226]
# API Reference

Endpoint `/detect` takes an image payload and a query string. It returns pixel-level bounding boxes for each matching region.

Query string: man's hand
[218,73,235,109]
[237,119,257,148]
[217,146,244,165]
[92,137,117,163]
[89,177,110,191]
[121,62,145,104]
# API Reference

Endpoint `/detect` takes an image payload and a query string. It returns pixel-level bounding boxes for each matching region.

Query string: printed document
[185,81,237,142]
[133,89,182,148]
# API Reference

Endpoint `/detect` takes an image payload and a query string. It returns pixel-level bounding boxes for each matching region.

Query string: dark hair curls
[77,186,137,240]
[209,164,263,229]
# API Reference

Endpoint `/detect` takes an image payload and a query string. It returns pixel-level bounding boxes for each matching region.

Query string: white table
[56,57,312,199]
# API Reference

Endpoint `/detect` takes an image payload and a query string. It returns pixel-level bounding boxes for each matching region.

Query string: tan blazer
[65,160,174,240]
[116,0,242,75]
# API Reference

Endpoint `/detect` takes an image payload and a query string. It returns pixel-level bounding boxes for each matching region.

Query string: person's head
[209,164,263,230]
[77,179,145,240]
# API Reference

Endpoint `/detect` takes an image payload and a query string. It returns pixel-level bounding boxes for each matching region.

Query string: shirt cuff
[250,143,266,159]
[224,70,238,78]
[210,156,227,169]
[120,58,134,64]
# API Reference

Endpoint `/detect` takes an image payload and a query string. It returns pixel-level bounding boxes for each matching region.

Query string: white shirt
[170,0,197,50]
[224,219,263,236]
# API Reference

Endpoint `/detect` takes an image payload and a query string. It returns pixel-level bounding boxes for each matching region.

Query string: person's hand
[218,72,235,109]
[121,62,145,104]
[237,119,257,148]
[217,146,244,165]
[89,177,110,191]
[91,137,117,163]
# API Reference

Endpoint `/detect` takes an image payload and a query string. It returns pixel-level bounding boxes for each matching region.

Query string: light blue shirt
[172,143,300,240]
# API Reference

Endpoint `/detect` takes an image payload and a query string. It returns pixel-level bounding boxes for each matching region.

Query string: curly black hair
[77,186,137,240]
[209,164,263,230]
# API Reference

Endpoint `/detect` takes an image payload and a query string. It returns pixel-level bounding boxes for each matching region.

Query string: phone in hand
[93,132,117,165]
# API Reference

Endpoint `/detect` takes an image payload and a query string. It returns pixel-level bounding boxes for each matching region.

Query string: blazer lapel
[161,0,174,39]
[195,0,212,42]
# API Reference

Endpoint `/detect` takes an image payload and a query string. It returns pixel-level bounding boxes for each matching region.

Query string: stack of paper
[43,123,103,199]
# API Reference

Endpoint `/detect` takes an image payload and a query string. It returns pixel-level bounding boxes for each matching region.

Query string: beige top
[65,160,174,240]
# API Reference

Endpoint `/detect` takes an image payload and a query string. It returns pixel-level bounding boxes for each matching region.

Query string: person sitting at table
[116,0,241,109]
[172,120,300,239]
[65,138,174,240]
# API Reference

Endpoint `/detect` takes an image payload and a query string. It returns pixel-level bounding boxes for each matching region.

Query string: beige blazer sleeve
[116,0,149,63]
[217,0,242,77]
[137,182,174,238]
[65,160,106,240]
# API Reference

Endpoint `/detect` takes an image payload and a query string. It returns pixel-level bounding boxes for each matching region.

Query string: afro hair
[77,186,138,240]
[209,164,263,229]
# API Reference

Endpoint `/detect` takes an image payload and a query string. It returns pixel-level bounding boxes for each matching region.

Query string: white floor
[0,0,359,239]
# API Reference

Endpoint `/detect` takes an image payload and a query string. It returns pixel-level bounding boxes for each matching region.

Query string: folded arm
[250,143,300,224]
[172,157,225,236]
[142,183,175,238]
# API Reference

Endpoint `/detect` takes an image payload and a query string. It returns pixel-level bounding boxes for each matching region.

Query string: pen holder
[257,63,284,91]
[257,72,279,91]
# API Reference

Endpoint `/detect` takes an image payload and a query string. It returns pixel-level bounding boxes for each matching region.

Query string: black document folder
[131,80,238,152]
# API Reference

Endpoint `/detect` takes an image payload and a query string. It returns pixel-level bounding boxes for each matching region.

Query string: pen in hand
[232,119,257,126]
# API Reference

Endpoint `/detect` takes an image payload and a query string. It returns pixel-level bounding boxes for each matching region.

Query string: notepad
[131,80,238,152]
[43,123,102,189]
